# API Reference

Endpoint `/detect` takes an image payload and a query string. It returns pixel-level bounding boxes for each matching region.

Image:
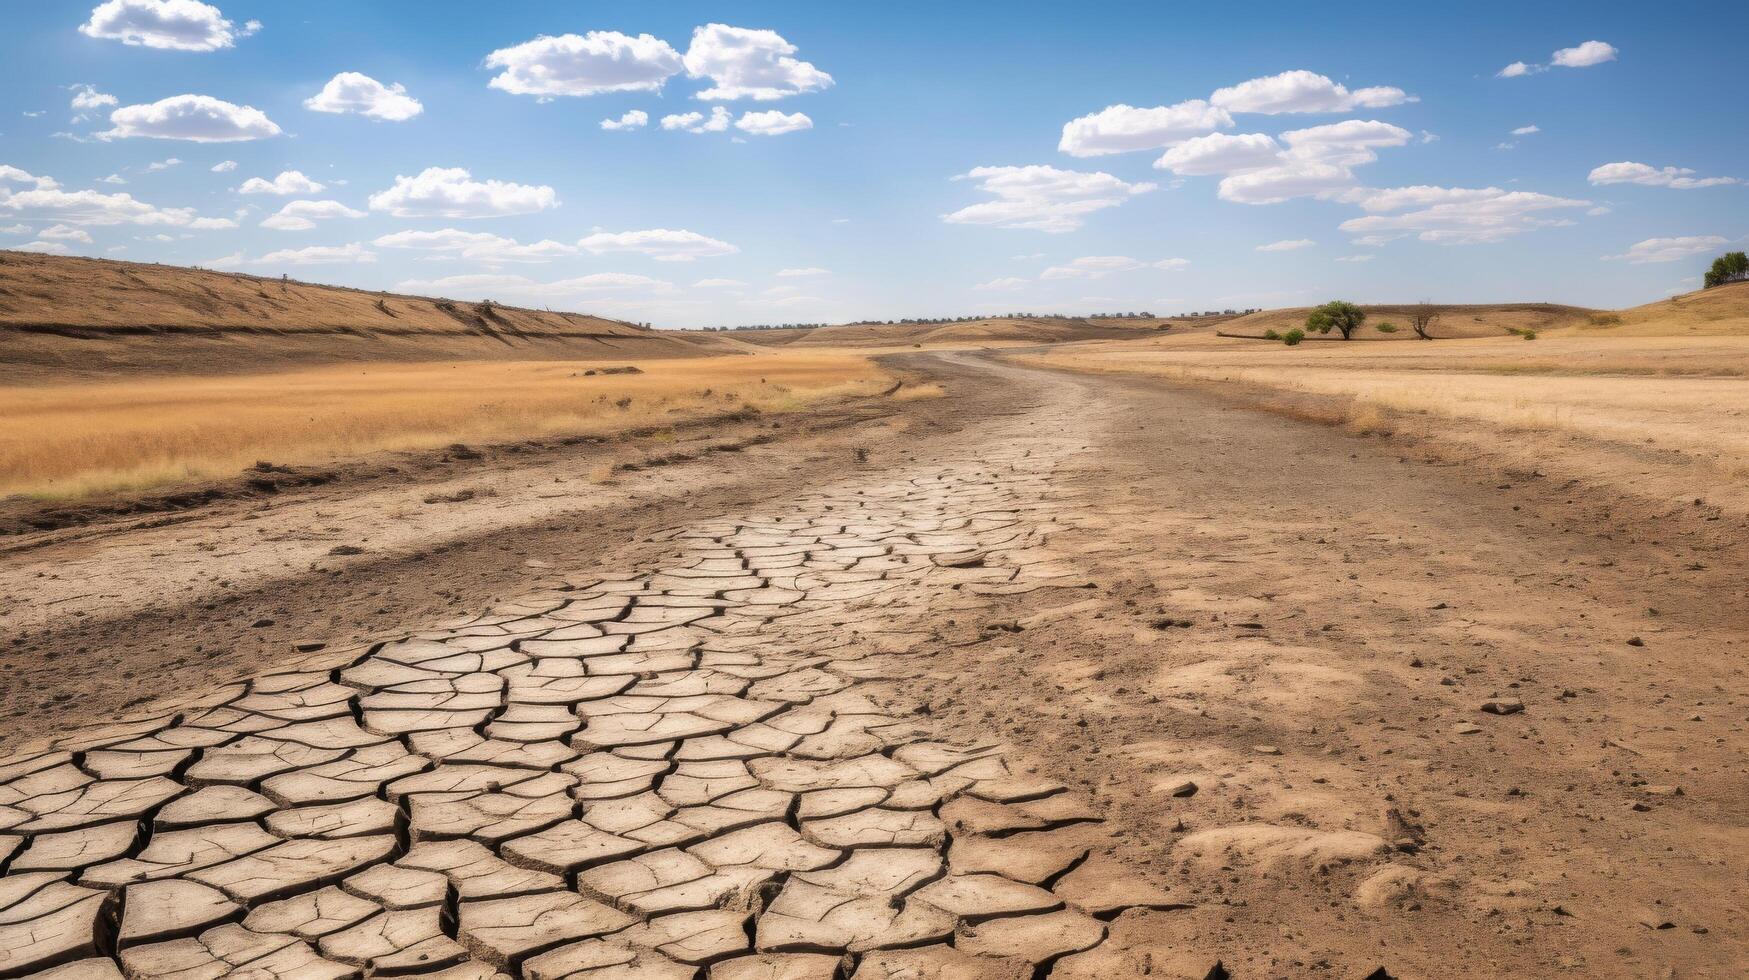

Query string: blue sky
[1,1,1743,327]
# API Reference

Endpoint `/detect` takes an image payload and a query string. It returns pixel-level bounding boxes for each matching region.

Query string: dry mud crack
[0,380,1189,979]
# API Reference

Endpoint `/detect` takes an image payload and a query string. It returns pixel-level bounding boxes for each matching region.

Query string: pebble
[1252,745,1281,756]
[1480,698,1524,716]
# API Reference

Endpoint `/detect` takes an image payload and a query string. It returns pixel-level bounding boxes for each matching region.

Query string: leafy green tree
[1305,300,1366,340]
[1283,328,1305,346]
[1705,251,1749,289]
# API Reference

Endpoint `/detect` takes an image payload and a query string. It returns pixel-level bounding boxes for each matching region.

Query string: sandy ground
[1,353,1745,977]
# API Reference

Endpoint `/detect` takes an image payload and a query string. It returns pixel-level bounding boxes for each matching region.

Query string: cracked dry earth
[0,382,1184,980]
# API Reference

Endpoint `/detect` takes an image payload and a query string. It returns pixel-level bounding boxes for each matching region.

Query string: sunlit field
[0,351,889,499]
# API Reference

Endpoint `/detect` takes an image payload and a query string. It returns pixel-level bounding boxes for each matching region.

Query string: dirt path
[1,354,1744,978]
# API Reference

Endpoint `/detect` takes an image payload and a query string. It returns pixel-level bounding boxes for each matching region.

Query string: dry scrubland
[1024,283,1749,492]
[0,353,889,499]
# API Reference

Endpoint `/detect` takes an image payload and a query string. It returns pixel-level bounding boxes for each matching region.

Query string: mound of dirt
[0,250,726,380]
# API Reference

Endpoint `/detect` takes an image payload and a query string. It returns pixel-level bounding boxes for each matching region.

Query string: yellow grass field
[0,351,890,499]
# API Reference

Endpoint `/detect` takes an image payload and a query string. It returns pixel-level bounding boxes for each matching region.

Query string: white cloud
[372,228,577,263]
[12,240,72,254]
[1603,236,1728,264]
[39,224,96,243]
[661,106,732,134]
[683,24,833,101]
[1154,132,1280,175]
[238,170,326,195]
[735,110,812,136]
[577,229,739,262]
[1058,101,1232,158]
[100,94,281,142]
[1499,40,1617,79]
[942,165,1156,233]
[1512,124,1540,136]
[0,223,28,235]
[600,110,649,131]
[251,243,376,265]
[0,165,59,191]
[69,84,118,122]
[1334,254,1375,263]
[776,267,831,277]
[393,272,677,305]
[1155,258,1190,271]
[0,185,232,229]
[1214,120,1411,205]
[210,159,236,173]
[1587,161,1739,190]
[367,167,557,219]
[259,199,366,231]
[1552,40,1618,68]
[1257,239,1315,251]
[80,0,254,51]
[1040,255,1145,279]
[1210,70,1412,114]
[973,277,1029,291]
[692,278,747,288]
[485,32,683,99]
[304,72,423,122]
[98,173,127,185]
[144,157,182,172]
[1337,186,1591,244]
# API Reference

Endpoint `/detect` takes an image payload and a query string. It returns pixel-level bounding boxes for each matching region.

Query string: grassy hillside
[1213,302,1599,340]
[0,250,721,380]
[705,315,1193,348]
[1584,279,1749,336]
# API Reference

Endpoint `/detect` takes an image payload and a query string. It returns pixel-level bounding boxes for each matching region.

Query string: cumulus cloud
[661,107,731,133]
[392,272,677,305]
[1210,70,1413,114]
[80,0,256,51]
[692,278,747,288]
[1257,239,1315,251]
[144,157,181,172]
[249,243,376,265]
[368,167,557,219]
[484,32,683,99]
[40,224,96,243]
[100,94,281,142]
[1337,186,1591,244]
[942,165,1156,233]
[1058,100,1232,158]
[1552,40,1618,68]
[12,240,72,254]
[973,277,1030,291]
[304,72,423,121]
[0,165,59,191]
[373,228,577,263]
[601,110,649,131]
[577,229,739,262]
[1603,236,1729,264]
[259,199,365,231]
[735,110,812,136]
[69,84,118,122]
[1040,256,1147,279]
[1215,120,1411,205]
[683,24,833,101]
[1588,161,1739,190]
[1499,40,1617,78]
[210,159,236,172]
[776,267,831,277]
[0,183,233,229]
[238,170,325,195]
[98,174,128,184]
[1334,254,1375,263]
[1154,132,1281,175]
[1512,124,1541,136]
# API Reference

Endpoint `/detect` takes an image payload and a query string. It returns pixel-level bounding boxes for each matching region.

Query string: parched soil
[0,353,1744,978]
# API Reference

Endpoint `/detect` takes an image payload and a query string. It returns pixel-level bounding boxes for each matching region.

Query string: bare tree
[1409,301,1440,340]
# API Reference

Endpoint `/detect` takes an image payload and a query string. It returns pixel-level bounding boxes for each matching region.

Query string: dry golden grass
[1025,332,1749,472]
[0,351,888,499]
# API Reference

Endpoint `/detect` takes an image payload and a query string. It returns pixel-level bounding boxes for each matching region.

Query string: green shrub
[1305,300,1366,340]
[1375,321,1399,333]
[1263,329,1281,340]
[1283,328,1305,346]
[1521,329,1537,340]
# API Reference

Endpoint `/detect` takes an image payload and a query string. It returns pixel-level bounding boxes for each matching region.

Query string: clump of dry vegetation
[0,352,887,499]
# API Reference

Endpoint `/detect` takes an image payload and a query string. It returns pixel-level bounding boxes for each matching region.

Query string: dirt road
[1,354,1744,978]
